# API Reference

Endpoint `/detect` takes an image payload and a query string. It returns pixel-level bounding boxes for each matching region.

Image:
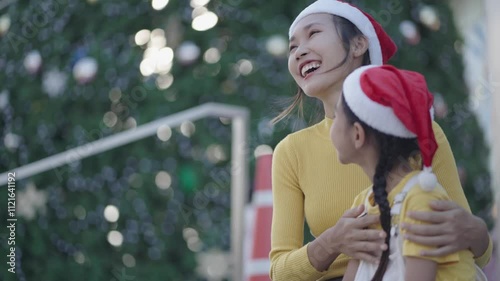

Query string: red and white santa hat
[289,0,397,65]
[343,65,438,191]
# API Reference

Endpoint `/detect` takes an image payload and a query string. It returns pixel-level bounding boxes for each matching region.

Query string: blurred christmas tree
[0,0,493,281]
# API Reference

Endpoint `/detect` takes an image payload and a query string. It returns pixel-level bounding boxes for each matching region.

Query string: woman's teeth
[301,62,321,77]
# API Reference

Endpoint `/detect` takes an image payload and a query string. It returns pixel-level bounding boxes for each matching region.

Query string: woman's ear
[352,122,366,149]
[352,35,369,58]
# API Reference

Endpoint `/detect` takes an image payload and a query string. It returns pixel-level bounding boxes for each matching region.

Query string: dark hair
[272,15,371,124]
[341,95,419,281]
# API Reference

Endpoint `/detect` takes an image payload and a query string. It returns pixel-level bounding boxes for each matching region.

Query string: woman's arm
[270,138,326,281]
[342,259,360,281]
[270,138,386,280]
[402,122,492,266]
[404,257,437,281]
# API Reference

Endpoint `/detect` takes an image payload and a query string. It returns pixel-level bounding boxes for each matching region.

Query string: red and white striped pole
[244,152,273,281]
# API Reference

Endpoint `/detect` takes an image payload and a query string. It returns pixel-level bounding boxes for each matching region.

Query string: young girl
[270,0,491,280]
[331,64,479,281]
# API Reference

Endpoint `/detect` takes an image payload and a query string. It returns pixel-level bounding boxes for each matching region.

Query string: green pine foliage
[0,0,492,280]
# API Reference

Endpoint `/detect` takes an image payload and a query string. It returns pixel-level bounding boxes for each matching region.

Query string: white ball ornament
[24,50,42,74]
[176,41,200,65]
[73,57,98,84]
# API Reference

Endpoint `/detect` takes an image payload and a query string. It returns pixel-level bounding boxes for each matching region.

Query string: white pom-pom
[419,167,437,192]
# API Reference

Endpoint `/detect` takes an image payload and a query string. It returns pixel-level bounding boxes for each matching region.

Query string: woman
[270,1,492,280]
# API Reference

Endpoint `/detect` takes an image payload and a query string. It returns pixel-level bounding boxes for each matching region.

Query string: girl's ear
[352,35,369,58]
[352,122,366,149]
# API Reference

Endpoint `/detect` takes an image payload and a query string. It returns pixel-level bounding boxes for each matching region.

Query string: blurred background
[0,0,498,280]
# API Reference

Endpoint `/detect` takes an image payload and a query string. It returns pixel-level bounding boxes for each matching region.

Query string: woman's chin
[302,87,321,98]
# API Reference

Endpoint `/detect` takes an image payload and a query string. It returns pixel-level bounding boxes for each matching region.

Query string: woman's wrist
[307,229,341,272]
[468,215,489,258]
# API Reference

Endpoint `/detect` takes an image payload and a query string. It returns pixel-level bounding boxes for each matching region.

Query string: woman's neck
[321,88,342,119]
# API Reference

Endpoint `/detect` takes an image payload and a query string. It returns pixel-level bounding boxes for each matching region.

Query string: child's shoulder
[406,182,449,201]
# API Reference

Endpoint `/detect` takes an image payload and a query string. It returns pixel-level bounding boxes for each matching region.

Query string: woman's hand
[401,200,489,258]
[332,205,387,263]
[308,205,386,271]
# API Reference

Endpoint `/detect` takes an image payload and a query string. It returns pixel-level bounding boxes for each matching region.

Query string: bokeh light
[157,125,172,141]
[135,29,151,46]
[180,121,196,137]
[203,48,221,64]
[103,112,118,128]
[155,171,172,190]
[190,0,210,8]
[122,253,136,267]
[192,11,218,31]
[152,0,169,11]
[104,205,120,223]
[266,35,288,57]
[107,230,123,247]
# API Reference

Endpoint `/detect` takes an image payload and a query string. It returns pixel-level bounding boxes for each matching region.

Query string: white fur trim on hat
[289,0,383,65]
[343,65,417,138]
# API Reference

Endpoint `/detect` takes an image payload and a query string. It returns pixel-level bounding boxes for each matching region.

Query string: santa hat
[289,0,397,65]
[343,65,438,191]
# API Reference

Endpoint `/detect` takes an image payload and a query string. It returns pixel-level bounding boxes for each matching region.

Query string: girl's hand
[401,200,488,257]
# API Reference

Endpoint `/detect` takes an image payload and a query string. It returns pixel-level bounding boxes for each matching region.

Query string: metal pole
[231,114,249,281]
[0,103,247,186]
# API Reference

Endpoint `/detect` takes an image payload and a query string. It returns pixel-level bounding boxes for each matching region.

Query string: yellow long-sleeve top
[270,117,492,281]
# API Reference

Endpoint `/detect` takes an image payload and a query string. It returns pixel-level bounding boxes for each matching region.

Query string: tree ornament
[0,15,10,36]
[196,249,231,281]
[17,182,48,220]
[419,5,440,31]
[4,132,20,151]
[399,20,420,45]
[176,41,200,65]
[24,50,42,74]
[266,35,288,57]
[73,57,98,84]
[42,69,67,98]
[433,93,448,119]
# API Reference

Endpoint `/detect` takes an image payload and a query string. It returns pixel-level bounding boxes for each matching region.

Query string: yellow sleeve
[269,137,325,281]
[431,122,470,210]
[474,236,493,268]
[400,186,459,264]
[431,122,493,266]
[351,189,369,210]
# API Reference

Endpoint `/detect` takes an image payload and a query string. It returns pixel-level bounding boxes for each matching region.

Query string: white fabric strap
[391,173,420,216]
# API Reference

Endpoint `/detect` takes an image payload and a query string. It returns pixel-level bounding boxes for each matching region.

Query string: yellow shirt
[270,117,492,281]
[351,171,476,281]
